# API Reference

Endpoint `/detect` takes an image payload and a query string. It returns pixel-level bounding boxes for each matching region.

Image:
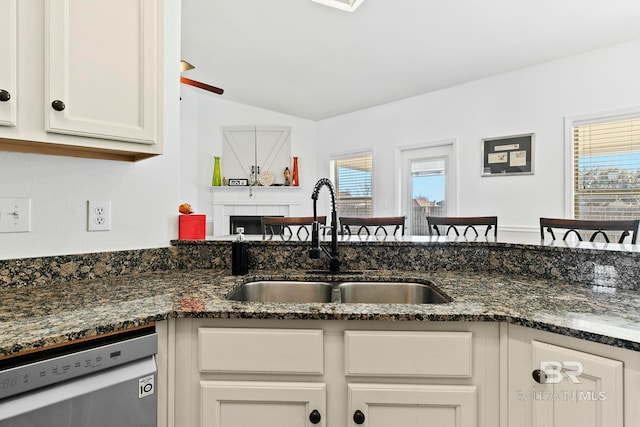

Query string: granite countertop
[1,267,639,357]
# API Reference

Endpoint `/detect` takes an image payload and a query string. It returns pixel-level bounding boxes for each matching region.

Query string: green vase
[212,156,222,186]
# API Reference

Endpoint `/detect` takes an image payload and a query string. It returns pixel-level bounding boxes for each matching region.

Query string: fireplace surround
[211,187,303,236]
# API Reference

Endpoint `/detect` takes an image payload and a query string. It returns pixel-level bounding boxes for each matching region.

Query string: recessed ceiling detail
[311,0,366,12]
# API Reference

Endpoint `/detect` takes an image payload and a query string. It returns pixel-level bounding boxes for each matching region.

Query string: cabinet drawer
[345,330,472,377]
[199,328,324,374]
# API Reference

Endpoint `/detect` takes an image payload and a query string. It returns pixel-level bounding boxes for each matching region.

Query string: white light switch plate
[0,198,31,233]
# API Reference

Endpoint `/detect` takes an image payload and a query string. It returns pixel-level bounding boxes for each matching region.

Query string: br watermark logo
[536,361,584,384]
[516,361,608,402]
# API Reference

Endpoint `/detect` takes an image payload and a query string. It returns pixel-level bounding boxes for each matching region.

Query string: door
[46,0,158,144]
[201,381,326,427]
[400,143,456,235]
[0,0,16,127]
[348,383,476,427]
[530,341,623,427]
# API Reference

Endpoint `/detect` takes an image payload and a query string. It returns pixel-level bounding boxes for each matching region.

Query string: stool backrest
[262,216,326,239]
[427,216,498,238]
[339,216,406,236]
[539,218,639,244]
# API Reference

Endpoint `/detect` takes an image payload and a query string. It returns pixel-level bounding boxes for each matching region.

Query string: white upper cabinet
[46,0,157,144]
[0,0,17,127]
[0,0,163,161]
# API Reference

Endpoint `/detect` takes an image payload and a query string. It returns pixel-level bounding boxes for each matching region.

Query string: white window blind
[331,154,373,216]
[573,117,640,220]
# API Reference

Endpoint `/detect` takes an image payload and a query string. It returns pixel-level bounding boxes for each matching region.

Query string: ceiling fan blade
[180,76,224,95]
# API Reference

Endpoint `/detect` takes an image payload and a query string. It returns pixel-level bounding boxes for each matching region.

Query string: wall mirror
[223,126,291,185]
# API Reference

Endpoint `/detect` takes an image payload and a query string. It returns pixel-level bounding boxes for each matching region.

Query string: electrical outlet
[87,200,111,231]
[0,198,31,233]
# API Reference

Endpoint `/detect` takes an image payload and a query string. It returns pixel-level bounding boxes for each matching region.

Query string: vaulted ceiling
[181,0,640,121]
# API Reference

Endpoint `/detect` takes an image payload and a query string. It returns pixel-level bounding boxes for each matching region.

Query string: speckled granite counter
[1,266,639,357]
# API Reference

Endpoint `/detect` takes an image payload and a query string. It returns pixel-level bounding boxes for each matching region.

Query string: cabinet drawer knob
[532,369,547,384]
[309,409,321,424]
[51,100,66,111]
[0,90,10,102]
[353,409,365,424]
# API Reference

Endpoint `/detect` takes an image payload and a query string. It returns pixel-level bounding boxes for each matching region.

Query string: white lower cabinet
[201,381,326,427]
[168,320,640,427]
[173,319,500,427]
[507,324,639,427]
[348,383,476,427]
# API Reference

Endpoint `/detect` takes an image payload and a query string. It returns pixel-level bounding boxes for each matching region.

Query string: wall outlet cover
[87,200,111,231]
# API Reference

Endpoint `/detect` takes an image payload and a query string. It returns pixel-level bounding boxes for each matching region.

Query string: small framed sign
[482,133,534,176]
[228,178,249,186]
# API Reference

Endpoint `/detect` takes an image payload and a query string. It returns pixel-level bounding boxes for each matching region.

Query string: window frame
[564,107,640,219]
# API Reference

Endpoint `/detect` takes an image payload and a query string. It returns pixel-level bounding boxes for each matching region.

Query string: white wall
[0,1,182,260]
[4,29,637,258]
[316,38,640,237]
[179,88,318,226]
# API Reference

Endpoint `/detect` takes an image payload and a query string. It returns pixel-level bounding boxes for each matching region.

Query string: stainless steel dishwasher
[0,326,157,427]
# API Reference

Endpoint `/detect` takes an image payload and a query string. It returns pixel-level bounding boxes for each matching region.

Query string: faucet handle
[309,220,322,259]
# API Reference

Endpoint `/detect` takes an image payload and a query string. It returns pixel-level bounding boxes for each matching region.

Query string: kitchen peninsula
[2,236,640,354]
[1,237,639,426]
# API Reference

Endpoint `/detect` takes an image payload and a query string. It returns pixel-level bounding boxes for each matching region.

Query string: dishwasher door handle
[0,356,156,421]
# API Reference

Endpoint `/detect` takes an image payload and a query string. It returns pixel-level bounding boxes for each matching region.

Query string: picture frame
[228,178,249,186]
[481,133,534,177]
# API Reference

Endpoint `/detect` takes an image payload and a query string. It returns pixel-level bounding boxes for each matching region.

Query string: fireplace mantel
[210,186,304,236]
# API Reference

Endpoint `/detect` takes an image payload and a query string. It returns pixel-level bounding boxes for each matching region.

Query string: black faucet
[309,178,340,273]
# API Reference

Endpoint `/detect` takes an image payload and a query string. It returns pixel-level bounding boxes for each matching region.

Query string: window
[330,154,373,216]
[573,117,640,221]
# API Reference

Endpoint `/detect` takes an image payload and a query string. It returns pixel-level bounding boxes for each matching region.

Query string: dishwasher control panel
[0,332,157,400]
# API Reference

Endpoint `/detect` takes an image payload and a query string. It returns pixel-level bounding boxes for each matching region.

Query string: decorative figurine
[284,167,291,186]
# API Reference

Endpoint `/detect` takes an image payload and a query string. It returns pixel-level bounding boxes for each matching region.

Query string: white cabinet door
[223,126,291,185]
[507,326,631,427]
[45,0,157,144]
[201,381,326,427]
[530,341,623,427]
[255,126,292,183]
[348,383,477,427]
[0,0,17,127]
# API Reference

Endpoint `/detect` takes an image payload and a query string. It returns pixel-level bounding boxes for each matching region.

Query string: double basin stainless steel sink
[226,280,450,304]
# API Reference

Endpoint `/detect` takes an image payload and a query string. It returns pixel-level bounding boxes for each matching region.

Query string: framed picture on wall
[481,133,534,176]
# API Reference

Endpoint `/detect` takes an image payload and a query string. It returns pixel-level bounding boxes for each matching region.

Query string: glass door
[401,144,455,235]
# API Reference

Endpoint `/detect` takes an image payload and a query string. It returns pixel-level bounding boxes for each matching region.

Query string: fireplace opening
[229,215,283,235]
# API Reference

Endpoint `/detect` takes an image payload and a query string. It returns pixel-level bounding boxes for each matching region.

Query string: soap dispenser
[232,230,249,275]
